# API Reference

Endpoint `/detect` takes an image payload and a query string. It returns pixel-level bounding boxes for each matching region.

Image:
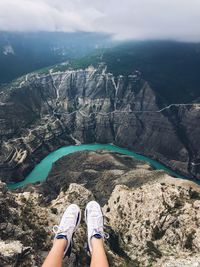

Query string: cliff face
[0,64,199,183]
[1,151,200,267]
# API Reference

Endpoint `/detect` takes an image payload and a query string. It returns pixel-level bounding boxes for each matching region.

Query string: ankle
[91,236,104,249]
[53,238,68,251]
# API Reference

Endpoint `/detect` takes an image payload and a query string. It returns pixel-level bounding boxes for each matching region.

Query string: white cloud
[0,0,200,41]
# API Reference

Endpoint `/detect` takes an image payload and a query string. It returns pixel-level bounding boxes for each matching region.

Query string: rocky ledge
[0,64,199,183]
[1,151,200,266]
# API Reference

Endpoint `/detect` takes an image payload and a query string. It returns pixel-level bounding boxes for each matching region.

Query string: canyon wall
[0,64,199,182]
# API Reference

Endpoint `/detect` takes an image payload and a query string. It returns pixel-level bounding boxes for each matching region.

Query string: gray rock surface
[1,151,200,266]
[0,64,199,183]
[38,150,175,204]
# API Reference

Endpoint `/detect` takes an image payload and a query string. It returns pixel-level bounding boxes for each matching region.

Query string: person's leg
[85,201,109,267]
[42,239,67,267]
[42,204,81,267]
[90,238,109,267]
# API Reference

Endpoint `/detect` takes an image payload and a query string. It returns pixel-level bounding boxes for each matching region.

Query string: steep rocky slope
[1,151,200,267]
[0,64,199,183]
[39,150,177,204]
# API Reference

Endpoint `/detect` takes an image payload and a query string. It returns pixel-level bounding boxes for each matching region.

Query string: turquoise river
[8,144,186,189]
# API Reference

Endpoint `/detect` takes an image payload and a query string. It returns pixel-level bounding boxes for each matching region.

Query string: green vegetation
[105,41,200,103]
[68,41,200,103]
[0,31,111,85]
[1,36,200,104]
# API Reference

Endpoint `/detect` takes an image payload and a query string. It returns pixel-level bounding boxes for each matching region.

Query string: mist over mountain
[1,0,200,41]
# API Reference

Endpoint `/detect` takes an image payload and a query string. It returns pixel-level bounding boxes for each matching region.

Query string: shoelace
[90,215,109,239]
[53,213,76,236]
[52,225,75,236]
[92,229,109,239]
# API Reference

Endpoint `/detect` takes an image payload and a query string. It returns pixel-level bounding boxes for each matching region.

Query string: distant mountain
[68,41,200,103]
[1,37,199,104]
[0,31,113,85]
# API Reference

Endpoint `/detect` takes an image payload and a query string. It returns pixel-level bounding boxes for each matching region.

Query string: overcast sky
[0,0,200,41]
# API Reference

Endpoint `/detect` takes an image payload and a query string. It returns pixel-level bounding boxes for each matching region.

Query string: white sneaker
[85,201,108,253]
[53,204,81,258]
